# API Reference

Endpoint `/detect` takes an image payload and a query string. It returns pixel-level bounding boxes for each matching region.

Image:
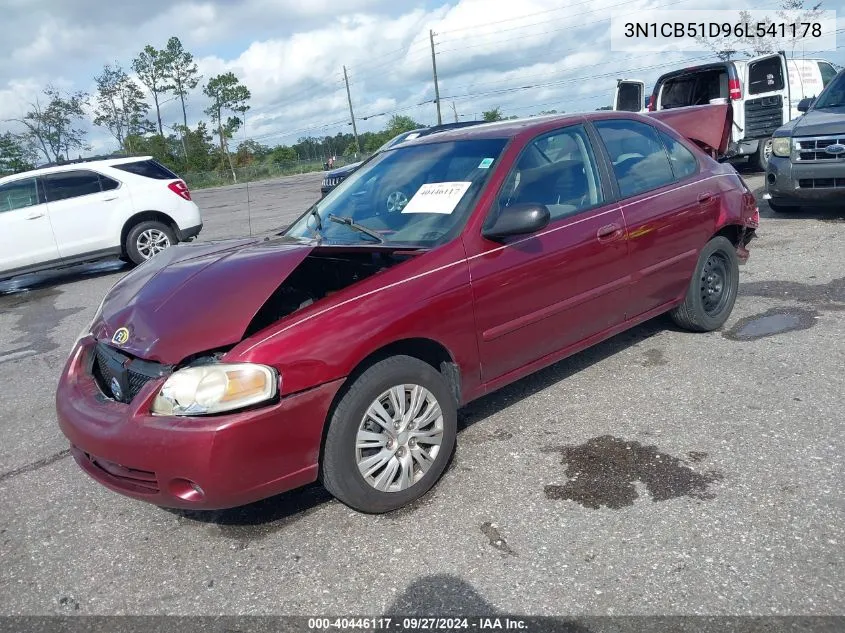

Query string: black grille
[796,137,845,162]
[91,343,171,403]
[744,95,783,139]
[798,178,845,189]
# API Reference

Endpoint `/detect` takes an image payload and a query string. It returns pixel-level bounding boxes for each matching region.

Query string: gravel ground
[0,168,842,617]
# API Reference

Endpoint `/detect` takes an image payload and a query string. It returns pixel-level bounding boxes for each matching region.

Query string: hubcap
[136,229,171,259]
[386,191,408,213]
[700,252,730,315]
[355,384,444,493]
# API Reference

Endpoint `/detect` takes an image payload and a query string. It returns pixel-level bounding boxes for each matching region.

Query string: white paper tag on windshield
[401,182,472,214]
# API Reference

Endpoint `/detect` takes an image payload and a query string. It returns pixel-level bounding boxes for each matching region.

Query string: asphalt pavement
[0,168,843,617]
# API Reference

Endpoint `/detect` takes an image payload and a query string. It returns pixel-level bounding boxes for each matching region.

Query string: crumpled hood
[91,236,313,364]
[790,107,845,137]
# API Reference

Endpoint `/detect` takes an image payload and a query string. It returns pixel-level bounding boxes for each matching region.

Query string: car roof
[0,155,155,184]
[392,113,587,146]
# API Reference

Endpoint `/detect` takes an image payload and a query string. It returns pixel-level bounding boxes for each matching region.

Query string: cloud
[1,0,843,155]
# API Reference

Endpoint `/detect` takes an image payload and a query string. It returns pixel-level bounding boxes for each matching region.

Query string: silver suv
[765,68,845,212]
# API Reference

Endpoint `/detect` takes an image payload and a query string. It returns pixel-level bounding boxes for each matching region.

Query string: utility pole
[430,30,442,125]
[451,101,458,123]
[343,65,361,155]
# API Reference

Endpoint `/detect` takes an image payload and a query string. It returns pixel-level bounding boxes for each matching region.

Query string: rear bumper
[176,223,203,241]
[765,155,845,206]
[56,338,344,510]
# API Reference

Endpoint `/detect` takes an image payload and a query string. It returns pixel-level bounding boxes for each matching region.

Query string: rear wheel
[669,236,739,332]
[125,220,177,265]
[750,138,772,172]
[321,355,458,513]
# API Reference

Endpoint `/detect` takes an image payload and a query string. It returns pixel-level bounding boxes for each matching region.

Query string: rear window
[112,159,179,180]
[748,57,785,94]
[659,68,728,109]
[617,83,643,112]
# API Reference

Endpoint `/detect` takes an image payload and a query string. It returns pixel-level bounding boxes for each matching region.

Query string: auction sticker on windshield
[402,181,473,214]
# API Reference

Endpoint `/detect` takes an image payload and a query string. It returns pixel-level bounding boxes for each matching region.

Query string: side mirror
[797,97,814,113]
[482,203,550,241]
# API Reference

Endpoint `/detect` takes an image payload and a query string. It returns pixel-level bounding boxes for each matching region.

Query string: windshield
[285,137,509,247]
[374,130,423,154]
[813,71,845,109]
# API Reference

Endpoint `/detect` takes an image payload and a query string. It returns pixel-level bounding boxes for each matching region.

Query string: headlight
[772,137,792,157]
[151,363,278,416]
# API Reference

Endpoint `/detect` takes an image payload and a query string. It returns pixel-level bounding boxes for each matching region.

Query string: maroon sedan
[57,106,758,514]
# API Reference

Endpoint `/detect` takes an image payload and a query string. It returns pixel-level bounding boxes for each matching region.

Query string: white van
[613,54,839,170]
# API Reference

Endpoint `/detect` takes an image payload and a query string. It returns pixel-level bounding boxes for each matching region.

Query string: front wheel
[125,220,177,265]
[321,356,458,513]
[669,236,739,332]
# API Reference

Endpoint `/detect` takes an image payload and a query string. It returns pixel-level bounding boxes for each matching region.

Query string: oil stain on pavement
[739,276,845,309]
[0,287,84,357]
[723,307,819,341]
[544,435,724,509]
[480,522,516,555]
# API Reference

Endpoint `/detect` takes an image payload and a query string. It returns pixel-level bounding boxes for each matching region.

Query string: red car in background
[56,106,758,514]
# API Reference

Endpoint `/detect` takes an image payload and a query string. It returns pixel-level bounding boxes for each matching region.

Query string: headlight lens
[772,137,792,157]
[151,363,278,416]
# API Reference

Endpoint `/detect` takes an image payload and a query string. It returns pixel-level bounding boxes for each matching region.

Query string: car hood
[647,103,732,156]
[780,107,845,137]
[91,236,313,365]
[327,162,362,178]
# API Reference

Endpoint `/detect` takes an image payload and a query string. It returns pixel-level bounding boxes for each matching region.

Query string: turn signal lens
[152,363,278,416]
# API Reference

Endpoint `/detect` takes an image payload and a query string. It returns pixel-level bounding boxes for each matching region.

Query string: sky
[1,0,843,157]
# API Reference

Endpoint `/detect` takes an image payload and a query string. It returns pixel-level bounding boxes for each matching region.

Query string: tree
[132,44,175,136]
[93,63,153,153]
[0,132,37,174]
[385,114,423,136]
[482,107,505,122]
[13,85,89,163]
[203,72,251,180]
[164,37,200,131]
[271,145,298,163]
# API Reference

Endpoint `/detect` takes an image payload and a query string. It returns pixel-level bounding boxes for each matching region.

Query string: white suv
[0,156,203,281]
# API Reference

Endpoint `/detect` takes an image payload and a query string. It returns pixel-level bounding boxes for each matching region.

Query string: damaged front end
[84,237,423,408]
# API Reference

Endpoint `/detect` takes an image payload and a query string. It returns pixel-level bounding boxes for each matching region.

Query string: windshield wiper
[327,214,385,243]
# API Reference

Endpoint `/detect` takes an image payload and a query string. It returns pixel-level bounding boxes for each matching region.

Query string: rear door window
[111,159,179,180]
[748,57,785,94]
[43,170,103,202]
[593,119,675,198]
[657,131,699,180]
[617,83,643,112]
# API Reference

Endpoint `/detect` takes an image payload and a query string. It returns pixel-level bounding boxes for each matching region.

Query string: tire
[669,236,739,332]
[750,138,772,172]
[768,200,800,213]
[125,220,177,265]
[321,355,458,514]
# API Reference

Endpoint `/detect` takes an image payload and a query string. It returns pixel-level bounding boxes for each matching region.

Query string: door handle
[24,210,45,220]
[697,192,715,204]
[103,197,118,201]
[597,223,623,242]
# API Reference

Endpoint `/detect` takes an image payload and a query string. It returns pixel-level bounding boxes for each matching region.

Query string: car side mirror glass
[482,203,551,241]
[797,97,813,113]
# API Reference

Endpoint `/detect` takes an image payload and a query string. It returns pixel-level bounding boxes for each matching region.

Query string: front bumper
[176,223,203,241]
[765,155,845,206]
[56,338,344,510]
